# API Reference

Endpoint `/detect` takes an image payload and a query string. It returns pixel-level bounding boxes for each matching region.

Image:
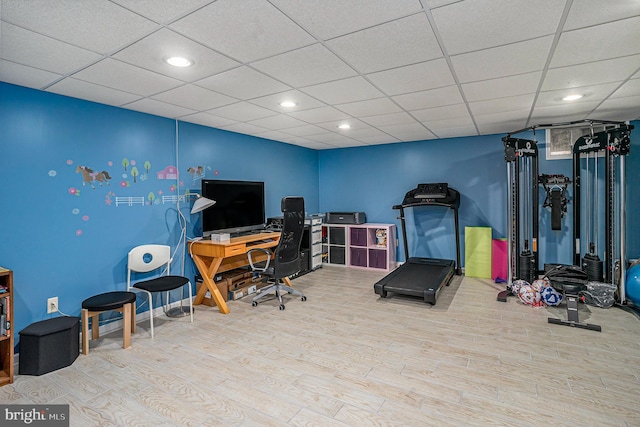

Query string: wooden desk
[189,232,283,314]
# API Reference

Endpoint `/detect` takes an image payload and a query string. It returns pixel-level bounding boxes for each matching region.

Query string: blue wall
[1,81,638,346]
[0,83,318,340]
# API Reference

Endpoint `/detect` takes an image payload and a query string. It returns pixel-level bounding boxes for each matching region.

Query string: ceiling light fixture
[280,101,296,107]
[562,94,583,101]
[338,124,351,130]
[165,56,193,67]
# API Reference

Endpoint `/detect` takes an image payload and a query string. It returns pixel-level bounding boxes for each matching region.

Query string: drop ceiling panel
[451,36,554,83]
[431,126,479,139]
[550,16,640,68]
[392,85,464,110]
[0,60,62,89]
[1,23,102,74]
[288,106,351,124]
[563,0,640,31]
[111,0,212,24]
[207,102,277,122]
[536,82,620,108]
[152,84,237,111]
[251,44,358,88]
[590,96,640,121]
[542,55,640,91]
[248,90,326,113]
[469,94,535,116]
[219,122,269,135]
[300,76,385,105]
[195,66,290,100]
[270,0,423,40]
[247,114,307,131]
[360,112,418,127]
[73,58,183,96]
[169,0,315,62]
[378,122,436,141]
[611,78,640,98]
[113,29,240,82]
[124,98,197,118]
[1,0,157,54]
[461,72,542,102]
[335,98,402,117]
[367,59,455,95]
[411,103,471,122]
[180,112,237,128]
[282,124,328,137]
[47,78,141,106]
[326,13,441,74]
[431,0,564,55]
[530,101,601,122]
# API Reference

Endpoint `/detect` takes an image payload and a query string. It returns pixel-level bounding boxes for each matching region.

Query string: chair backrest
[273,197,305,279]
[127,245,171,288]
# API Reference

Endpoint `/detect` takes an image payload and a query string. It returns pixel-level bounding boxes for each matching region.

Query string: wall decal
[76,165,112,189]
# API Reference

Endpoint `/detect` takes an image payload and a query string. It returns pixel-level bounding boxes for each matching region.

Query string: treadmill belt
[374,257,455,304]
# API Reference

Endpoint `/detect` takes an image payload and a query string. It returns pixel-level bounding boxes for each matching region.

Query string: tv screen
[201,179,265,237]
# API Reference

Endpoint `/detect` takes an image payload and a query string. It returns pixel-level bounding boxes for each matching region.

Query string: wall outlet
[47,297,58,314]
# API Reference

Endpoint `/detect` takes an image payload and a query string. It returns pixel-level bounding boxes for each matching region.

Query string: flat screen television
[200,179,265,237]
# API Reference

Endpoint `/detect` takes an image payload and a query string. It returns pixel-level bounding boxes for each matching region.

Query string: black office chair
[248,196,307,310]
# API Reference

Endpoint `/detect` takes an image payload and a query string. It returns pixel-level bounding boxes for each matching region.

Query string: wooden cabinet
[0,268,14,386]
[322,223,397,272]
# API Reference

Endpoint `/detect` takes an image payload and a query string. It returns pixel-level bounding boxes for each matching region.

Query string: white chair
[127,244,193,338]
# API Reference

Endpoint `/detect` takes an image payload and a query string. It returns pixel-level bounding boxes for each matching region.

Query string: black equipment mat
[374,257,455,304]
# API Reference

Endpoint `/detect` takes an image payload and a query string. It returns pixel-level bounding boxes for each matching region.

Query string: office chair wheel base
[279,304,285,310]
[252,301,258,307]
[301,296,307,301]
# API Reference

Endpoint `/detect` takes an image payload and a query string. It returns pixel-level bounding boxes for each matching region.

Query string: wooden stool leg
[81,308,89,355]
[122,303,131,349]
[91,312,100,340]
[130,301,136,334]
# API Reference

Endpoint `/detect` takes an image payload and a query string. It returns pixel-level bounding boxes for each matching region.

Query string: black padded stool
[81,291,136,354]
[19,316,80,375]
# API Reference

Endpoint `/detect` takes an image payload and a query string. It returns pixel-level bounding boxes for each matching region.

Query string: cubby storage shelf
[322,223,397,272]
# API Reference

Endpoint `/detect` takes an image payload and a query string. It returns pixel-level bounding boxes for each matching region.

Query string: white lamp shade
[191,196,216,214]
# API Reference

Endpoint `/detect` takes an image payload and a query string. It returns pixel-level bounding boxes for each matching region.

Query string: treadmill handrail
[393,200,458,210]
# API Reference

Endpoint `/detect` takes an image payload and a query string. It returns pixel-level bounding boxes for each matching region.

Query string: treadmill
[373,183,461,305]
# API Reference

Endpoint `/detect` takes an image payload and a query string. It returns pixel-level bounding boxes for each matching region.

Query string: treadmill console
[395,183,460,209]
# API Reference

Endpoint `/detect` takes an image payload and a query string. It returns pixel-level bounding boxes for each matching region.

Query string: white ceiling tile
[358,135,402,145]
[461,72,542,102]
[477,120,527,135]
[315,118,370,132]
[288,106,351,123]
[536,82,621,107]
[530,101,601,122]
[270,0,423,39]
[392,85,464,110]
[0,60,62,89]
[207,102,277,122]
[542,55,640,91]
[451,36,554,83]
[218,122,269,135]
[169,0,315,62]
[611,78,640,98]
[473,108,532,126]
[253,130,298,143]
[248,90,326,113]
[247,114,308,130]
[432,0,564,55]
[195,66,290,100]
[431,126,479,138]
[411,103,470,122]
[1,0,158,53]
[589,95,640,121]
[550,16,640,68]
[113,29,240,82]
[360,112,418,127]
[281,125,328,137]
[72,58,183,96]
[179,112,237,128]
[469,94,535,116]
[251,44,358,88]
[377,122,436,141]
[423,115,475,130]
[300,76,385,104]
[47,78,141,106]
[326,14,442,74]
[564,0,640,31]
[111,0,211,24]
[424,0,461,8]
[123,98,196,118]
[346,126,390,139]
[335,98,402,117]
[367,59,455,95]
[1,23,102,74]
[152,84,237,111]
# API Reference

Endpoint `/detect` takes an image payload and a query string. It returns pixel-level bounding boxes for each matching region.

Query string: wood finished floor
[2,265,640,426]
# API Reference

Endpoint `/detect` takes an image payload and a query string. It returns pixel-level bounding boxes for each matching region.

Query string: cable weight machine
[497,136,539,302]
[573,123,633,300]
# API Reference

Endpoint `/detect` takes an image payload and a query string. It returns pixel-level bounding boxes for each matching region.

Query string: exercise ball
[626,262,640,305]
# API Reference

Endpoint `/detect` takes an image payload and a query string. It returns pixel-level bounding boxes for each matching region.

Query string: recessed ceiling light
[338,124,351,130]
[562,94,583,101]
[280,101,296,107]
[165,56,193,67]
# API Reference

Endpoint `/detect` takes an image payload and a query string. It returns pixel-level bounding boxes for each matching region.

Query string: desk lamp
[167,194,216,317]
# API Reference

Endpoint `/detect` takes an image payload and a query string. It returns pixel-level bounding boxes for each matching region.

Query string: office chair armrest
[247,248,272,272]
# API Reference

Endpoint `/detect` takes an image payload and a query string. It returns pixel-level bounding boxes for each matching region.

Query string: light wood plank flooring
[2,266,640,426]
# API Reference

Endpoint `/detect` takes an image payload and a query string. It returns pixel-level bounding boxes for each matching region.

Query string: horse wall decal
[76,165,111,189]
